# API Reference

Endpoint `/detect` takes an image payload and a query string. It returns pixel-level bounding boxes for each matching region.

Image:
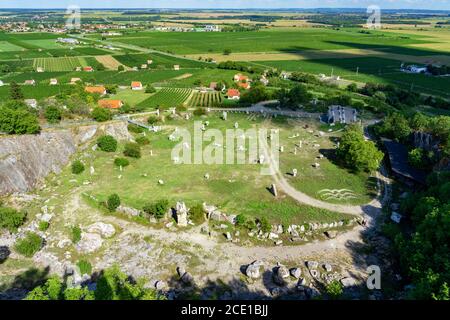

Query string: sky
[1,0,450,10]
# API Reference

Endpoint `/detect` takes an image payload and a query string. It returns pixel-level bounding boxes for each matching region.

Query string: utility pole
[356,67,359,75]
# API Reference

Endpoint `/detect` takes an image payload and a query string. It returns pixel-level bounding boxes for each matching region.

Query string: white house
[173,65,180,71]
[0,80,4,86]
[131,81,143,90]
[50,78,58,85]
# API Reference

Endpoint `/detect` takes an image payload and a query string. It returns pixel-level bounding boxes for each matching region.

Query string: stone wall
[0,121,132,195]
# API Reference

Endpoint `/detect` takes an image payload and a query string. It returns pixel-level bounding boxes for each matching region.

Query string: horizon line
[1,7,450,11]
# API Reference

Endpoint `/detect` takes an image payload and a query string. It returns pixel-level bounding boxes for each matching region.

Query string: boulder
[306,261,319,270]
[340,277,357,287]
[290,268,302,279]
[155,280,166,290]
[245,261,263,279]
[310,269,319,278]
[323,263,333,272]
[117,206,141,217]
[181,272,194,285]
[76,233,103,253]
[177,266,186,278]
[87,222,115,238]
[273,265,290,285]
[175,202,188,227]
[325,230,338,239]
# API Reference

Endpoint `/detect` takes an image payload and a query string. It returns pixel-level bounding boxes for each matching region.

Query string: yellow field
[95,55,129,70]
[383,28,450,52]
[187,48,450,65]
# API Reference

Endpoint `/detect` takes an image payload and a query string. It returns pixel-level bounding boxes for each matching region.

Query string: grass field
[113,52,211,69]
[41,113,356,225]
[33,57,88,72]
[110,88,153,107]
[137,87,193,108]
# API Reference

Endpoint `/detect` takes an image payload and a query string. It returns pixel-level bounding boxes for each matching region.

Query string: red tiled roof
[85,86,106,94]
[98,99,123,109]
[227,89,240,97]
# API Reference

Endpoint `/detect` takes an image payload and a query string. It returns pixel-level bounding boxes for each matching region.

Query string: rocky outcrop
[0,121,132,195]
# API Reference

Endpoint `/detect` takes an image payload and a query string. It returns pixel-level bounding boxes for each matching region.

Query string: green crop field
[0,41,26,52]
[137,87,192,108]
[110,28,436,55]
[188,91,224,108]
[114,52,211,69]
[33,57,88,72]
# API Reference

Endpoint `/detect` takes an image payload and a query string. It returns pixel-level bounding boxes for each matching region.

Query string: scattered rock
[323,263,333,272]
[87,222,115,238]
[325,230,338,239]
[155,280,166,290]
[76,233,103,253]
[306,261,319,270]
[245,261,263,279]
[340,277,357,287]
[273,265,290,285]
[290,268,302,279]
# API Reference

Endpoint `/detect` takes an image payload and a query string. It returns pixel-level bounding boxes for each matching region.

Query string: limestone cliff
[0,121,132,195]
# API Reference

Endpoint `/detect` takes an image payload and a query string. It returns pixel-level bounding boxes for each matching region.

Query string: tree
[143,199,169,220]
[336,125,383,172]
[147,115,159,125]
[107,194,121,212]
[105,85,117,94]
[118,65,125,72]
[240,85,270,105]
[258,217,271,233]
[0,107,40,134]
[123,143,141,158]
[410,113,429,131]
[10,81,24,100]
[346,83,358,92]
[223,49,232,55]
[71,160,85,174]
[44,106,62,124]
[25,266,164,300]
[145,85,156,93]
[379,113,411,142]
[97,135,118,152]
[114,158,130,168]
[278,84,312,109]
[408,148,424,168]
[91,107,112,122]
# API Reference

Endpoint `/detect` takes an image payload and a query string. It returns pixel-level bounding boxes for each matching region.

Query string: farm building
[0,80,4,86]
[83,66,94,72]
[401,64,428,74]
[204,25,221,32]
[326,105,358,124]
[24,80,36,86]
[70,78,82,84]
[260,76,269,86]
[24,99,38,109]
[382,138,427,186]
[49,78,58,85]
[57,38,79,45]
[227,89,240,100]
[85,86,107,95]
[238,82,251,90]
[234,74,249,82]
[98,99,124,109]
[173,65,180,71]
[141,64,148,69]
[131,81,143,90]
[147,60,153,65]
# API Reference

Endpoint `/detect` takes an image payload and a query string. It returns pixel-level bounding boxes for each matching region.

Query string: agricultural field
[137,87,193,108]
[188,91,224,108]
[113,52,211,69]
[33,57,88,72]
[110,88,153,107]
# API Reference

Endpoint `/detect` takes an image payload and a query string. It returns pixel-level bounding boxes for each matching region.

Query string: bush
[176,105,187,112]
[0,106,40,134]
[189,204,206,224]
[118,65,125,72]
[143,200,169,220]
[123,143,141,158]
[97,135,118,152]
[107,194,121,212]
[77,260,92,275]
[193,108,207,116]
[147,116,159,125]
[128,124,145,133]
[236,214,256,230]
[15,232,43,257]
[71,160,85,174]
[0,206,27,233]
[145,85,156,93]
[38,221,49,232]
[114,157,130,167]
[326,280,344,299]
[91,107,112,122]
[135,136,150,146]
[71,226,82,244]
[44,106,62,124]
[258,217,271,233]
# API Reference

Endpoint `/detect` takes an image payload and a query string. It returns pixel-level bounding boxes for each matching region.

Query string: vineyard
[188,91,223,108]
[137,88,192,108]
[33,57,87,72]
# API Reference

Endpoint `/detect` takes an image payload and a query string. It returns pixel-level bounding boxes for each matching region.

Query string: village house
[98,99,124,109]
[131,81,143,90]
[141,64,148,69]
[85,86,107,96]
[227,89,240,100]
[75,67,82,72]
[70,78,82,85]
[204,25,221,32]
[36,67,44,73]
[83,66,94,72]
[49,78,58,85]
[24,79,36,86]
[173,65,180,71]
[147,60,153,65]
[24,99,38,109]
[238,82,251,90]
[326,105,358,124]
[57,37,79,45]
[234,74,249,82]
[260,75,269,86]
[401,63,428,74]
[0,80,4,86]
